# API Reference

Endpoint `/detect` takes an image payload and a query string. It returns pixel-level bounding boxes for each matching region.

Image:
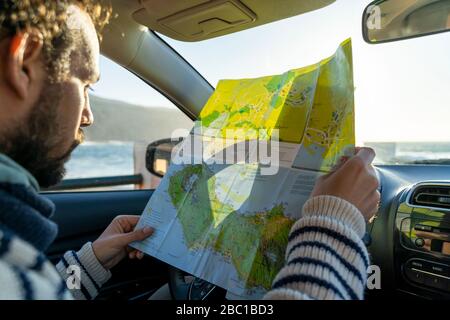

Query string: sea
[64,141,450,180]
[64,141,135,179]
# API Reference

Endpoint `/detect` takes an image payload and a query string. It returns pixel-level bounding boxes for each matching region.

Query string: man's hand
[92,215,154,270]
[310,147,380,221]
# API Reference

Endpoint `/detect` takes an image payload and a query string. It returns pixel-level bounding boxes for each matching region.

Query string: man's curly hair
[0,0,112,81]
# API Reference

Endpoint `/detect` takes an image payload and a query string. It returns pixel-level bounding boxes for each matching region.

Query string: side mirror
[145,137,184,178]
[363,0,450,44]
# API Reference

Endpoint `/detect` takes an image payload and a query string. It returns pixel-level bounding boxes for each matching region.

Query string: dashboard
[368,165,450,299]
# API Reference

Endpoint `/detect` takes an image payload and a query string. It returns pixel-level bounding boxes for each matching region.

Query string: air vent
[410,184,450,209]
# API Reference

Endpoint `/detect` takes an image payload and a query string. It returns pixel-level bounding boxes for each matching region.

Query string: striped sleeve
[0,228,73,300]
[56,242,111,300]
[264,195,370,300]
[0,260,72,300]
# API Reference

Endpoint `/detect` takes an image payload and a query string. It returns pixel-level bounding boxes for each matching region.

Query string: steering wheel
[168,266,226,300]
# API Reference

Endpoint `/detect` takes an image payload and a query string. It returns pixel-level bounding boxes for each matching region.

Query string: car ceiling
[98,0,337,118]
[132,0,336,41]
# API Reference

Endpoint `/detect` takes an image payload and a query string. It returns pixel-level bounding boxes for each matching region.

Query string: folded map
[132,38,355,299]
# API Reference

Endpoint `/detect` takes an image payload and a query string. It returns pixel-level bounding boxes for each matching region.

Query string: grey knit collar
[0,154,58,252]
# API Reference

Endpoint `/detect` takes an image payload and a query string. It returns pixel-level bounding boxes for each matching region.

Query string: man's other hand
[92,215,154,270]
[310,147,380,221]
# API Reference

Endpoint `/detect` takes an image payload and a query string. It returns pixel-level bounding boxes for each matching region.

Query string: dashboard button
[409,260,425,269]
[415,224,433,232]
[405,267,425,284]
[415,238,425,247]
[424,274,447,291]
[430,264,448,276]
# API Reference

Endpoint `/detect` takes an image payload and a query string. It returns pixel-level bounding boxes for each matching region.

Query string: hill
[85,94,194,143]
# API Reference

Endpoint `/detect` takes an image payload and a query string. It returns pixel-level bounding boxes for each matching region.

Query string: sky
[92,0,450,144]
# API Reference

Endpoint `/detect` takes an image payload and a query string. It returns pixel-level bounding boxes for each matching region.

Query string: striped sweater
[0,153,110,300]
[264,195,369,300]
[0,230,111,300]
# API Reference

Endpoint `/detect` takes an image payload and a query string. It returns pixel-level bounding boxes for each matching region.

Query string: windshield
[160,0,450,165]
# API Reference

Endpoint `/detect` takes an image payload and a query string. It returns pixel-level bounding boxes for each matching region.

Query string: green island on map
[167,163,294,290]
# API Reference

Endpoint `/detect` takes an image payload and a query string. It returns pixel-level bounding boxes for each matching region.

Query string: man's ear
[6,31,44,99]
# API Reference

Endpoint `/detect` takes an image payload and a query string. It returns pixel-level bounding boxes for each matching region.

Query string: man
[0,0,153,300]
[0,0,379,300]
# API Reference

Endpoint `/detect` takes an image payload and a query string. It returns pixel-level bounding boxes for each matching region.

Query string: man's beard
[0,83,84,188]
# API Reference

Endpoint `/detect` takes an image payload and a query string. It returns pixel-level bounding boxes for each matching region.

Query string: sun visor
[132,0,336,41]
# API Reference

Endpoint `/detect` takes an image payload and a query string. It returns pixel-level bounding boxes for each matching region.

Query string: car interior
[43,0,450,300]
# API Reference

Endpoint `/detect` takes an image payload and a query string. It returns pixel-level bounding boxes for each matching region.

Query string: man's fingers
[128,250,145,259]
[331,155,349,172]
[114,215,141,232]
[330,147,372,175]
[361,190,381,221]
[126,246,134,254]
[367,164,379,185]
[117,226,154,246]
[355,147,376,166]
[124,215,140,224]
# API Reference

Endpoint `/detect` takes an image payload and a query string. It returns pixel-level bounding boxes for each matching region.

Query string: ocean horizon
[64,141,450,180]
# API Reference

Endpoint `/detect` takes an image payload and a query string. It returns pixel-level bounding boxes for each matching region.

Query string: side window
[55,56,193,192]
